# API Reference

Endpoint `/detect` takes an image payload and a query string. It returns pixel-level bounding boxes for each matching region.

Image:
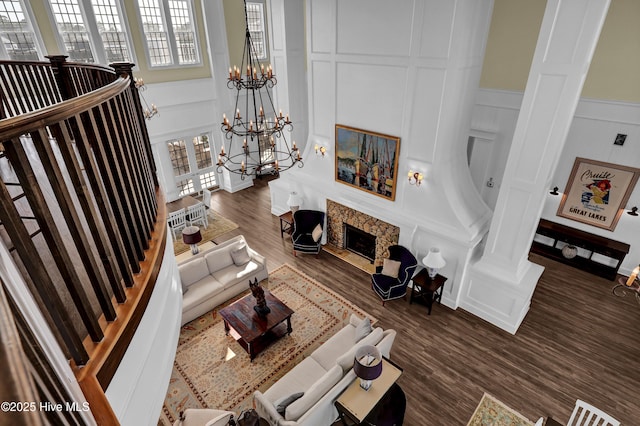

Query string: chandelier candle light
[217,0,302,179]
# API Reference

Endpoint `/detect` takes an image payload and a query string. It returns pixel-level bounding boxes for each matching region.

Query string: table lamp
[182,226,203,254]
[287,191,302,213]
[423,247,446,278]
[353,345,382,391]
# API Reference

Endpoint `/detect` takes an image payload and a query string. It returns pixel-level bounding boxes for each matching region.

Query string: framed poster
[557,157,640,231]
[335,125,400,201]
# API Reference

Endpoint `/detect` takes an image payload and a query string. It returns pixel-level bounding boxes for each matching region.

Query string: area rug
[467,393,534,426]
[159,263,377,425]
[172,210,238,255]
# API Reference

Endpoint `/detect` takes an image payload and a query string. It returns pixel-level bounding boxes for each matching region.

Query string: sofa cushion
[231,245,251,265]
[284,365,342,421]
[336,327,384,372]
[354,317,372,342]
[211,262,261,289]
[204,246,235,272]
[179,258,211,291]
[310,323,359,371]
[274,392,304,416]
[182,276,224,312]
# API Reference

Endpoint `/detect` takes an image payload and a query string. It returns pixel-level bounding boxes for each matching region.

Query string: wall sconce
[314,144,327,157]
[550,186,559,195]
[408,170,423,186]
[628,206,638,216]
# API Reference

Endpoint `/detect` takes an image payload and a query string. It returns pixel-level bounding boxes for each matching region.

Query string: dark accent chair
[371,245,418,305]
[292,210,325,256]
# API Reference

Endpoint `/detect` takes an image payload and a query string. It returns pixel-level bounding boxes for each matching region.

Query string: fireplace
[344,224,376,263]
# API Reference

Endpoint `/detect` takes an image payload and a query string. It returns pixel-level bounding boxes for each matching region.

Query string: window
[47,0,134,64]
[168,139,190,176]
[0,0,43,60]
[138,0,199,67]
[90,0,132,62]
[246,2,266,60]
[167,134,217,197]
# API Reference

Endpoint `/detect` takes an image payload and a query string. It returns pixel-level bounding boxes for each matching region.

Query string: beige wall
[25,0,639,102]
[28,0,211,83]
[480,0,640,102]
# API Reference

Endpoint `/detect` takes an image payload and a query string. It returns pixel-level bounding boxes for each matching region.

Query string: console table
[530,218,629,280]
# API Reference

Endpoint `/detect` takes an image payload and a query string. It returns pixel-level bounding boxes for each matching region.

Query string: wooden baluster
[49,121,128,301]
[29,128,118,321]
[111,62,159,187]
[2,137,103,343]
[81,104,142,274]
[0,177,89,365]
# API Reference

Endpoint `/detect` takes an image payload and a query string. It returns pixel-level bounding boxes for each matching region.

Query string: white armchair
[567,399,619,426]
[168,208,187,239]
[187,202,208,228]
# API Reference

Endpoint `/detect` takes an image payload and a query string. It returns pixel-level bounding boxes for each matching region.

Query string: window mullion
[80,0,107,64]
[160,0,178,64]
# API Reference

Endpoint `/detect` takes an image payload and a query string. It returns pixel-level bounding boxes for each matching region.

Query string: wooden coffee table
[219,290,294,361]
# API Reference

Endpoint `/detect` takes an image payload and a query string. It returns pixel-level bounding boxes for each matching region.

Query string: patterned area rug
[159,264,376,425]
[172,210,238,255]
[467,393,534,426]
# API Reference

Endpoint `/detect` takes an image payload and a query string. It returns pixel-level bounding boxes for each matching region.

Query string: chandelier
[217,0,302,179]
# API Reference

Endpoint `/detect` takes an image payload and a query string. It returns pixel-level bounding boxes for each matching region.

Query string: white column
[462,0,611,333]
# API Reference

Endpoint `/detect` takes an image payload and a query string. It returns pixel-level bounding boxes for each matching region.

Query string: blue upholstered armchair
[292,210,325,256]
[371,245,418,305]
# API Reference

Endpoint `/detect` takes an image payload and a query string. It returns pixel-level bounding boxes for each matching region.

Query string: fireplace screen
[344,224,376,263]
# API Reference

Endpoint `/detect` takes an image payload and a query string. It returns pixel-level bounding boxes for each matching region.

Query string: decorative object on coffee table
[182,226,203,254]
[250,278,270,316]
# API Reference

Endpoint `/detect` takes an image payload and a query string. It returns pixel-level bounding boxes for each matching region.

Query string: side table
[410,268,447,315]
[279,211,294,238]
[334,358,403,425]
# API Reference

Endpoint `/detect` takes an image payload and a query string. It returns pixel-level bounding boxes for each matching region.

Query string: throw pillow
[354,317,372,342]
[231,245,251,265]
[274,392,304,416]
[381,258,401,278]
[311,223,323,242]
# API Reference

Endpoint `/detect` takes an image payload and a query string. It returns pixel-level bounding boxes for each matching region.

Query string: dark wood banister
[0,58,166,424]
[0,76,129,141]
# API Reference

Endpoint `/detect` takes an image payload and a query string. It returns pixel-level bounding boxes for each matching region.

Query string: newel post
[46,55,75,100]
[110,62,159,187]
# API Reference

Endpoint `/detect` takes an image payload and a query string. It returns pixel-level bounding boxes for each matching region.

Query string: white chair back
[167,208,187,239]
[202,189,211,209]
[567,399,620,426]
[187,202,208,228]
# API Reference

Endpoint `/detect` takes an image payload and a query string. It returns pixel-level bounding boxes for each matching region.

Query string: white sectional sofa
[177,235,268,325]
[253,315,397,426]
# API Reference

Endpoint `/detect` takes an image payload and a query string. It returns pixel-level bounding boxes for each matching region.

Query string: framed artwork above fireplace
[335,125,401,201]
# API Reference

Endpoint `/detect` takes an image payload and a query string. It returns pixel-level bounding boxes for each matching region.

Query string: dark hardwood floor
[207,177,640,425]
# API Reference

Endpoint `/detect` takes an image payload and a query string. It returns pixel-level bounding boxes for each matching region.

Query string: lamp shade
[423,247,446,269]
[353,345,382,381]
[182,226,202,245]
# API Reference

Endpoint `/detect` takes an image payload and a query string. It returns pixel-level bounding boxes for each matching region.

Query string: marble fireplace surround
[326,199,400,264]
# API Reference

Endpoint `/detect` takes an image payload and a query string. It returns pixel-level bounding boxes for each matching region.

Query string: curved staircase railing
[0,56,166,424]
